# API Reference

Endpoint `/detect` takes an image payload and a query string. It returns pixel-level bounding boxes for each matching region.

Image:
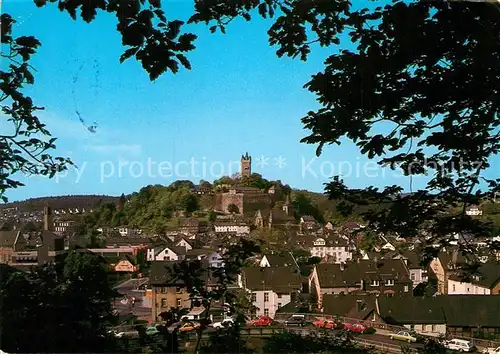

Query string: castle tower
[43,205,53,231]
[240,152,251,177]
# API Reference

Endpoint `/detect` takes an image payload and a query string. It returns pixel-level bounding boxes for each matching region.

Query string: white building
[147,246,186,261]
[309,237,353,264]
[465,206,483,216]
[214,222,250,235]
[118,227,142,237]
[447,278,491,295]
[175,238,193,250]
[242,266,302,318]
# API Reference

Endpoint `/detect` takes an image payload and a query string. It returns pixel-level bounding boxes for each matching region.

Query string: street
[113,278,151,320]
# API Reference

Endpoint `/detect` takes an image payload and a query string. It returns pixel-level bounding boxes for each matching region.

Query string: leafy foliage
[0,251,116,353]
[171,238,261,353]
[0,14,72,202]
[264,331,373,354]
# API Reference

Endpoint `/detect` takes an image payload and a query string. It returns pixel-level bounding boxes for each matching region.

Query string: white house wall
[447,279,490,295]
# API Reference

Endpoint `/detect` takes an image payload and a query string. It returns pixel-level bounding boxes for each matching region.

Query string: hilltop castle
[241,152,251,177]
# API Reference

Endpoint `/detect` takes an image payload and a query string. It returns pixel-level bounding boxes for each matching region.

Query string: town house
[429,250,468,294]
[309,236,353,264]
[447,261,500,295]
[150,261,191,321]
[147,246,187,261]
[242,266,302,318]
[392,251,428,288]
[310,259,412,309]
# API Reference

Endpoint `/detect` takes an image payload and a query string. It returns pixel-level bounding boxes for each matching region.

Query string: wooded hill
[0,195,120,212]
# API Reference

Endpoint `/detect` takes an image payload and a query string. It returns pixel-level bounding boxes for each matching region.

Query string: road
[111,322,423,353]
[113,278,151,320]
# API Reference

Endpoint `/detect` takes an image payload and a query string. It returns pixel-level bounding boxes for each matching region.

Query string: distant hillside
[0,195,120,212]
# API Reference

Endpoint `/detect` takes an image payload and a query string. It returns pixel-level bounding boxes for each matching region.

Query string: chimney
[43,206,53,231]
[356,300,365,312]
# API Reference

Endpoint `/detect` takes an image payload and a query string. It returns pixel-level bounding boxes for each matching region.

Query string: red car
[313,318,342,329]
[344,323,366,333]
[251,315,274,326]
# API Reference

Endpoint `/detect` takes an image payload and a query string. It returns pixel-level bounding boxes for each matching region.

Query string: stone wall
[221,193,244,214]
[220,193,273,214]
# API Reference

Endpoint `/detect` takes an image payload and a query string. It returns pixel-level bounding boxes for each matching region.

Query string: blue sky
[3,1,497,201]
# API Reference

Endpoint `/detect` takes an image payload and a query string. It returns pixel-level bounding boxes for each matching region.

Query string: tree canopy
[1,1,499,263]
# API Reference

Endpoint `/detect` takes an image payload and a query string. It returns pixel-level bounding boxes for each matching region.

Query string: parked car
[343,323,366,334]
[251,316,274,326]
[443,338,476,352]
[145,325,161,336]
[179,322,201,332]
[284,315,306,327]
[212,318,234,330]
[483,346,500,354]
[390,331,418,343]
[313,319,337,329]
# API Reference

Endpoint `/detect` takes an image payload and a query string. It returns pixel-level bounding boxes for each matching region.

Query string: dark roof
[0,230,20,247]
[180,218,200,227]
[448,262,500,289]
[315,263,361,288]
[242,266,302,293]
[378,297,447,324]
[437,249,469,270]
[262,253,296,267]
[315,259,410,288]
[439,295,500,327]
[149,261,185,286]
[170,246,187,255]
[186,248,214,258]
[358,259,410,282]
[393,251,422,269]
[378,296,500,327]
[322,295,377,320]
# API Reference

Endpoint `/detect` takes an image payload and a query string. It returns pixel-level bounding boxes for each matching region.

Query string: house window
[404,285,409,292]
[177,298,182,307]
[431,325,436,332]
[176,287,182,293]
[453,284,456,292]
[264,292,269,302]
[467,287,470,292]
[385,280,394,286]
[278,303,282,309]
[160,287,167,294]
[251,293,257,302]
[264,309,269,316]
[161,299,167,307]
[163,256,170,261]
[411,273,416,281]
[277,293,282,299]
[370,280,380,287]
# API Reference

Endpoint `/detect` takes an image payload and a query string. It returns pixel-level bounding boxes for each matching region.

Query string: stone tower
[43,205,53,231]
[240,152,251,177]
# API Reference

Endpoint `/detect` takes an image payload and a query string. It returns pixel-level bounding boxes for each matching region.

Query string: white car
[483,346,500,354]
[444,338,475,352]
[212,318,234,329]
